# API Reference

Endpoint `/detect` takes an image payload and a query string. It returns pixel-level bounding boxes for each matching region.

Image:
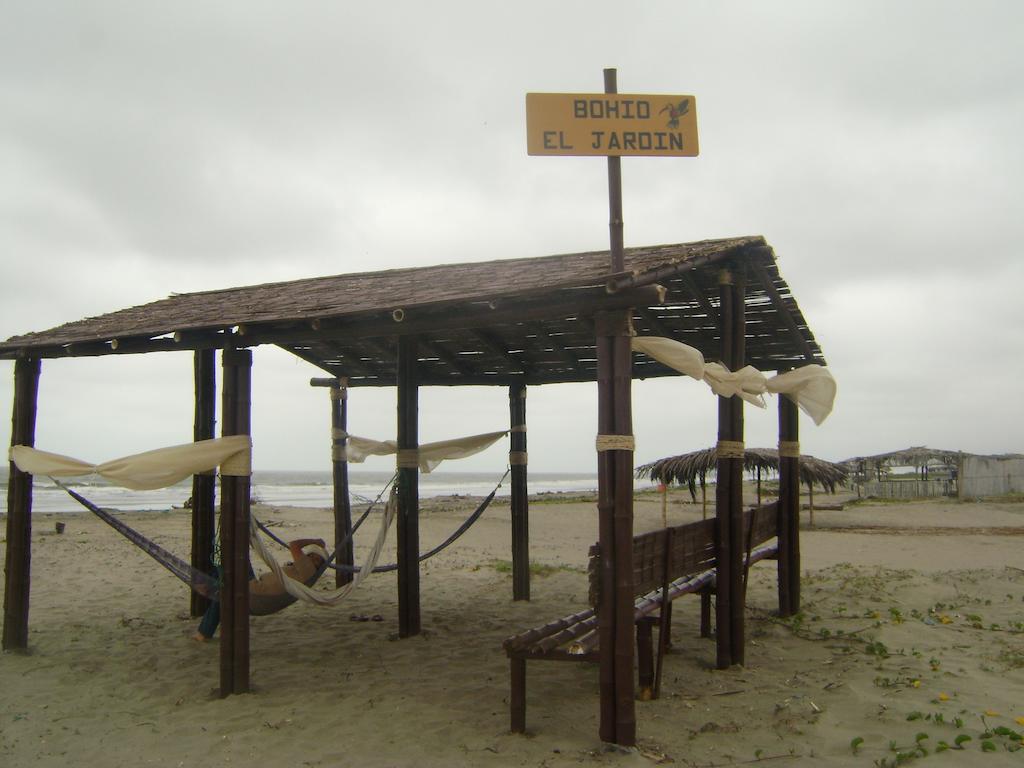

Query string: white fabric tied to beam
[9,436,252,491]
[336,429,509,474]
[631,336,836,425]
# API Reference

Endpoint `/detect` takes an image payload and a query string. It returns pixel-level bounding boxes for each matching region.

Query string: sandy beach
[2,489,1023,767]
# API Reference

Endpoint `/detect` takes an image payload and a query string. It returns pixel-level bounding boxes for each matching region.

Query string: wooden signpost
[526,69,698,747]
[526,91,698,157]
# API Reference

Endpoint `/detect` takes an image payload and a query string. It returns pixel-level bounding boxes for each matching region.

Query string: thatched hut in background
[840,446,1024,500]
[637,447,848,519]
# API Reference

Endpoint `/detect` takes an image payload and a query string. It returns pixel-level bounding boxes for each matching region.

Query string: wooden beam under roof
[747,256,818,364]
[415,337,477,378]
[676,272,722,332]
[633,307,673,339]
[527,321,585,377]
[283,342,385,380]
[470,328,533,377]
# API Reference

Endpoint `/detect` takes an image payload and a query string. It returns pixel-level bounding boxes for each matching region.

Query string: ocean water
[0,468,609,515]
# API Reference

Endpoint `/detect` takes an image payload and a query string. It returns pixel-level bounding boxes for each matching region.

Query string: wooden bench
[502,503,780,733]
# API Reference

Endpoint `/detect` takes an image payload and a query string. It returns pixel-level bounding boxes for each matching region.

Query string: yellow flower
[984,709,1000,717]
[938,692,950,701]
[1016,716,1024,726]
[938,614,953,624]
[911,680,921,688]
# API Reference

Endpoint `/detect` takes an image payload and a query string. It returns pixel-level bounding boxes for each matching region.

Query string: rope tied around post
[778,441,800,458]
[396,449,419,469]
[595,434,635,452]
[509,451,528,466]
[716,440,745,460]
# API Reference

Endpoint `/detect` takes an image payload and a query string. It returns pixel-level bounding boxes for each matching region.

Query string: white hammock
[248,488,396,607]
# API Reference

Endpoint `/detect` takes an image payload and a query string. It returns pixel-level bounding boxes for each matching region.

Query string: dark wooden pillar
[595,310,636,746]
[219,347,252,696]
[331,379,353,587]
[396,336,421,638]
[310,376,355,586]
[777,392,801,617]
[190,349,217,617]
[714,268,746,669]
[509,381,530,601]
[3,358,41,652]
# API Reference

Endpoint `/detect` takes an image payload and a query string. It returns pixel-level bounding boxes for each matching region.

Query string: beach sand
[2,490,1023,767]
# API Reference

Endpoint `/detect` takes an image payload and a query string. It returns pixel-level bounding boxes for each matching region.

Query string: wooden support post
[595,310,637,746]
[611,328,636,742]
[778,392,801,616]
[714,279,734,669]
[190,349,216,618]
[509,382,530,601]
[700,589,712,638]
[701,477,707,520]
[3,358,41,652]
[510,657,527,733]
[218,347,252,697]
[715,268,746,668]
[311,376,355,585]
[636,619,654,700]
[728,273,746,667]
[596,330,617,742]
[592,66,637,747]
[331,380,353,586]
[653,527,673,699]
[396,336,421,638]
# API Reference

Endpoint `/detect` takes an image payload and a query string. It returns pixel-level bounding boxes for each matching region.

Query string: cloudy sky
[1,1,1021,476]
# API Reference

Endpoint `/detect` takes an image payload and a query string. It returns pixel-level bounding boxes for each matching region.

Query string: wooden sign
[526,92,698,157]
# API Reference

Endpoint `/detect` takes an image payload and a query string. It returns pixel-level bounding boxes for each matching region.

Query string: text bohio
[573,99,651,120]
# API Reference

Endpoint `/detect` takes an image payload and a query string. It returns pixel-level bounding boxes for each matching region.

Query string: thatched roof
[637,447,848,494]
[839,447,963,470]
[0,236,827,387]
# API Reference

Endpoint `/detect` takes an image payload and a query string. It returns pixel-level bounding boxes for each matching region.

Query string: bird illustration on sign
[660,99,690,129]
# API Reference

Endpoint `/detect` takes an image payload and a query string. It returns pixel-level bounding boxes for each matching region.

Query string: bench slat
[502,606,595,653]
[587,503,780,607]
[508,541,780,659]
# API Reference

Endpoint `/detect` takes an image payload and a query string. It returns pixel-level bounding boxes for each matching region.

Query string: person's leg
[195,599,220,640]
[194,565,222,640]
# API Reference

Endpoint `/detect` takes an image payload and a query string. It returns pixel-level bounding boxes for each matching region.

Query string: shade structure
[2,234,831,746]
[0,237,825,380]
[637,447,848,495]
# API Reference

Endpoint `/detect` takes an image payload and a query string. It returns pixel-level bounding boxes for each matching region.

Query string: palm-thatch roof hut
[637,446,847,506]
[839,446,961,481]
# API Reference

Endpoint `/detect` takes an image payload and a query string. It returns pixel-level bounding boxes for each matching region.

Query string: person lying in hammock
[193,538,327,641]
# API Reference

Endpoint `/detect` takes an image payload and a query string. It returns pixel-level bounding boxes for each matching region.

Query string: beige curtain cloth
[702,362,772,407]
[338,429,508,473]
[9,436,252,491]
[765,364,837,426]
[249,488,397,607]
[631,336,836,425]
[631,336,706,380]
